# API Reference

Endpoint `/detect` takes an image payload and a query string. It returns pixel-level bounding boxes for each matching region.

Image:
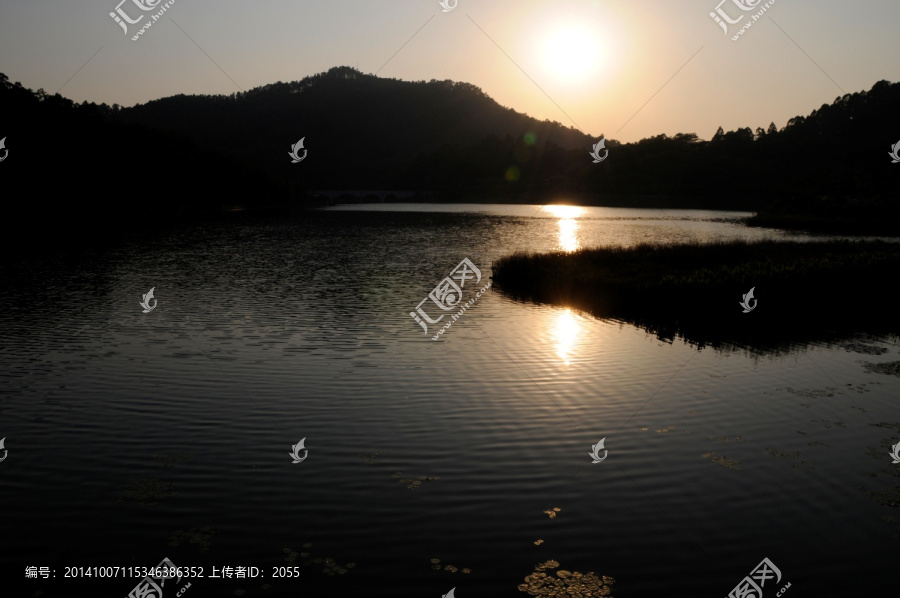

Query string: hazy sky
[1,0,898,142]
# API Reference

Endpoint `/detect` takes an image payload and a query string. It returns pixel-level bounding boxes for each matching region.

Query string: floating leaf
[117,478,178,506]
[519,561,615,596]
[167,526,216,552]
[701,452,742,470]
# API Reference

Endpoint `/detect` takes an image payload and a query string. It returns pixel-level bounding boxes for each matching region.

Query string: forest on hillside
[1,67,898,232]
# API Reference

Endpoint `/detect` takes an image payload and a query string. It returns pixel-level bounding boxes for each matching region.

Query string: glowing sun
[540,25,603,82]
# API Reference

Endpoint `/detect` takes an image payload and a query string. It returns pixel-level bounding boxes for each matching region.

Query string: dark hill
[117,68,900,214]
[119,66,593,190]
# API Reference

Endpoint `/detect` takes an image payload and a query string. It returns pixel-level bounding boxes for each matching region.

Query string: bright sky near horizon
[1,0,898,143]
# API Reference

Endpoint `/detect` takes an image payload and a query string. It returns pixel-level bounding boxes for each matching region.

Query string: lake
[1,204,897,597]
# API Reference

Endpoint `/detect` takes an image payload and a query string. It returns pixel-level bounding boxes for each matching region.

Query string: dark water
[1,205,898,597]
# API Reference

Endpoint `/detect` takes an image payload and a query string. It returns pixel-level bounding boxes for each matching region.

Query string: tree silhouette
[2,67,898,246]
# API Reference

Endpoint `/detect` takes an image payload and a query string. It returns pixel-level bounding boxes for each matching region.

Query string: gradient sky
[1,0,898,143]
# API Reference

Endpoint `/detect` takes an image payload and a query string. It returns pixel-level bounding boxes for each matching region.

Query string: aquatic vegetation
[518,560,615,596]
[392,471,440,489]
[168,526,217,552]
[429,558,471,574]
[765,448,813,470]
[360,450,381,465]
[810,419,846,430]
[701,452,742,470]
[863,361,900,377]
[870,422,900,434]
[542,508,561,519]
[284,545,355,576]
[153,452,189,468]
[533,539,544,546]
[707,435,743,443]
[644,425,692,435]
[849,382,878,394]
[117,478,178,506]
[783,387,837,399]
[843,342,888,355]
[117,453,188,506]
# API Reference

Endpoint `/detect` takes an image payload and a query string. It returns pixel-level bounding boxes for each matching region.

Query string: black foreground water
[1,205,898,597]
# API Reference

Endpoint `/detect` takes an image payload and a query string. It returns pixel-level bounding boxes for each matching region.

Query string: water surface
[1,205,897,597]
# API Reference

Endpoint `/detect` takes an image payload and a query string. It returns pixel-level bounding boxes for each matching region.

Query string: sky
[1,0,899,143]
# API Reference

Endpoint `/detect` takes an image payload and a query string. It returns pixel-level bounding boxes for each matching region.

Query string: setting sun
[540,25,603,83]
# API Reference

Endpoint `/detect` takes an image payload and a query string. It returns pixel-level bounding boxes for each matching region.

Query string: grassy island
[492,240,900,350]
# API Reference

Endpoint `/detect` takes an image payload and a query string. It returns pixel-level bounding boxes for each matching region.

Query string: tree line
[1,67,898,234]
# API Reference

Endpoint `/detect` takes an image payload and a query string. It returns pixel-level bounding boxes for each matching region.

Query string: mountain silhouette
[2,66,899,248]
[116,66,593,192]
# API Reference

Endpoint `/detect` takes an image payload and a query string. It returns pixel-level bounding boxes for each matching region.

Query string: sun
[540,25,602,83]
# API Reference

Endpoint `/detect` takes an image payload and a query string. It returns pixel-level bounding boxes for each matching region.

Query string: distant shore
[745,212,900,236]
[307,195,900,235]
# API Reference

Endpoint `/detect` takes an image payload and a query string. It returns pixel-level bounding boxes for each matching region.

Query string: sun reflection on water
[543,205,585,252]
[558,218,579,252]
[554,308,582,365]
